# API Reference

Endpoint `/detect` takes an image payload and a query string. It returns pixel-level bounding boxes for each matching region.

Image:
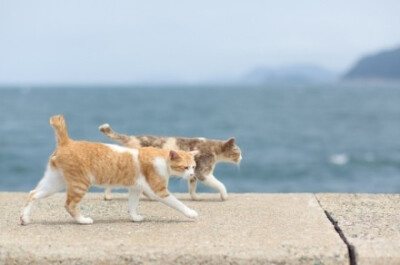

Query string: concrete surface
[0,193,348,265]
[317,194,400,265]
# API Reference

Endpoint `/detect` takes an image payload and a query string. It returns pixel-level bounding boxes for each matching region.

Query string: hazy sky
[0,0,399,84]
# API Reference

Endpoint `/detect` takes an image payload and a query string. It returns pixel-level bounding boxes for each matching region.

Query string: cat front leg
[143,183,198,219]
[202,174,228,201]
[188,178,200,201]
[159,194,198,219]
[65,183,92,224]
[128,188,144,222]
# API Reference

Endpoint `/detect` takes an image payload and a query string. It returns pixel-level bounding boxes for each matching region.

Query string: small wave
[329,154,349,165]
[364,152,375,162]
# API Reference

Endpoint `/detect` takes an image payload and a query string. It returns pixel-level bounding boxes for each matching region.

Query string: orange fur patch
[23,115,197,222]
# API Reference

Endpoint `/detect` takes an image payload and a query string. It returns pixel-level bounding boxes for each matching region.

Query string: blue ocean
[1,84,400,193]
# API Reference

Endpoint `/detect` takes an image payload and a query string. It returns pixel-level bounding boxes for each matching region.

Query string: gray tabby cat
[99,124,242,201]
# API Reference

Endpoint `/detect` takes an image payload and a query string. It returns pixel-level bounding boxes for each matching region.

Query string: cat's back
[135,135,221,154]
[54,140,108,157]
[175,137,220,152]
[138,146,168,162]
[136,135,168,148]
[50,141,112,174]
[52,140,139,184]
[53,140,136,165]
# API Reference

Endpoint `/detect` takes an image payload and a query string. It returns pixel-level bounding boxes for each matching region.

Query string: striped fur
[20,115,198,225]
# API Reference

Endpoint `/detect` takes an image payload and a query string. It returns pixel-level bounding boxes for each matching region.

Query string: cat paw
[76,216,93,225]
[131,214,144,222]
[190,194,200,201]
[142,192,154,200]
[185,209,198,219]
[104,195,112,201]
[20,215,30,225]
[220,193,228,201]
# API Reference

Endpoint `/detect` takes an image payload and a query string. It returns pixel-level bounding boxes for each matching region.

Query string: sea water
[1,84,400,193]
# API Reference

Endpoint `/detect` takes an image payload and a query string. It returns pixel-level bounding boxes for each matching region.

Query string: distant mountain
[243,64,338,84]
[344,47,400,80]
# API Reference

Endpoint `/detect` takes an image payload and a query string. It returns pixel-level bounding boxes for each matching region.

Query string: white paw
[220,192,228,201]
[76,216,93,225]
[131,214,144,222]
[142,193,154,200]
[185,209,198,219]
[20,215,30,225]
[104,195,112,201]
[190,194,200,201]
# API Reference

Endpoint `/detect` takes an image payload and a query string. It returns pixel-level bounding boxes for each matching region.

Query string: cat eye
[184,167,189,170]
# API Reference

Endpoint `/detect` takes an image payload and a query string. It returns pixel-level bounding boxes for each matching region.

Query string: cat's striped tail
[49,115,70,146]
[98,123,130,143]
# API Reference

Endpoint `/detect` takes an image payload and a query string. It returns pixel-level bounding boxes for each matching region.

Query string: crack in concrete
[315,195,357,265]
[323,210,357,265]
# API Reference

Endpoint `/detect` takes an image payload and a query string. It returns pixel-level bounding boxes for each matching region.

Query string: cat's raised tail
[49,115,70,146]
[98,123,130,143]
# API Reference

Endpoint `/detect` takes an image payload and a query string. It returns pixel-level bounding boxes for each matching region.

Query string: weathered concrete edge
[314,194,356,265]
[0,247,343,265]
[315,193,400,265]
[2,192,382,265]
[0,248,299,265]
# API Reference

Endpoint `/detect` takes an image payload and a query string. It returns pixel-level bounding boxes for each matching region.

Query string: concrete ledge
[317,194,400,265]
[0,193,350,264]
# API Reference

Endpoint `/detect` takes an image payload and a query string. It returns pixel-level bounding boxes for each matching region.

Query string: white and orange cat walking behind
[20,115,199,225]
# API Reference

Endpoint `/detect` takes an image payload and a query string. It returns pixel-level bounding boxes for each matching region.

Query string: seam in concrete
[315,195,357,265]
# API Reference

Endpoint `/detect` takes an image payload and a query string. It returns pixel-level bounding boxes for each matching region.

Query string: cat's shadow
[179,198,223,202]
[32,218,193,226]
[100,197,223,203]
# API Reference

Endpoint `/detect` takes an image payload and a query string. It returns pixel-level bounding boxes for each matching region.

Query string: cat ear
[169,150,181,161]
[190,150,199,156]
[223,138,235,149]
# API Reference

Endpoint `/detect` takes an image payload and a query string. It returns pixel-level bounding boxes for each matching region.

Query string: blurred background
[1,0,400,193]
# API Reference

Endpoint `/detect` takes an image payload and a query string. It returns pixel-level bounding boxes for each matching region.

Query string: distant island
[242,64,338,85]
[344,47,400,80]
[241,46,400,85]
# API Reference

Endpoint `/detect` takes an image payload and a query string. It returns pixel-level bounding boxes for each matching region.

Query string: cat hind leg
[20,165,65,225]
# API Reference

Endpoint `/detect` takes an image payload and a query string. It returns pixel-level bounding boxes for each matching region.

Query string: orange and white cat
[20,115,198,225]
